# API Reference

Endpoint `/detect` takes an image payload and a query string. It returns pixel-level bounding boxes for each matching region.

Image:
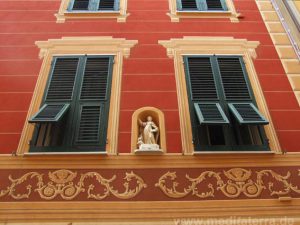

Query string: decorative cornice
[36,37,138,59]
[159,36,260,59]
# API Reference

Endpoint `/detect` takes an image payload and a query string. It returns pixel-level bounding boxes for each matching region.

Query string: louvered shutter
[185,57,230,125]
[29,58,79,123]
[218,57,251,101]
[228,103,269,125]
[75,57,112,147]
[80,57,110,100]
[76,104,102,144]
[187,57,218,101]
[71,0,90,10]
[98,0,115,10]
[45,58,79,102]
[180,0,198,10]
[194,103,229,124]
[29,104,70,123]
[206,0,226,10]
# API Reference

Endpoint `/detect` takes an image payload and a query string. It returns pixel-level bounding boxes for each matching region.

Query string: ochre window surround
[17,36,138,155]
[159,36,281,155]
[167,0,241,22]
[55,0,129,23]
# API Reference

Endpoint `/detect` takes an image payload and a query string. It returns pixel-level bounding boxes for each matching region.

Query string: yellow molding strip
[1,200,300,222]
[0,153,300,169]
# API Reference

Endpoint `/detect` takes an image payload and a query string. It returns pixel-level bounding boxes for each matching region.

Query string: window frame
[17,36,138,155]
[167,0,241,22]
[55,0,129,23]
[29,55,114,153]
[159,36,281,154]
[184,55,270,152]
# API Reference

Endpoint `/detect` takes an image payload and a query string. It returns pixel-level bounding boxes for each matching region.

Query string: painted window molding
[17,36,138,155]
[55,0,129,23]
[159,36,281,155]
[167,0,241,22]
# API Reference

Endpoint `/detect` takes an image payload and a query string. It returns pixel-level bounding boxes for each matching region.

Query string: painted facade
[0,0,300,223]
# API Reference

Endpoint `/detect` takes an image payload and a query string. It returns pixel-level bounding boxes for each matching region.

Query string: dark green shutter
[181,0,198,10]
[217,57,251,101]
[45,58,79,102]
[98,0,115,10]
[228,103,269,125]
[187,57,218,101]
[71,0,90,10]
[194,103,229,124]
[29,104,70,123]
[80,57,110,100]
[206,0,224,10]
[76,104,102,144]
[75,56,112,148]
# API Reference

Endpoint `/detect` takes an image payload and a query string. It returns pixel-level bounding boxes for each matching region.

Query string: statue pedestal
[134,144,163,155]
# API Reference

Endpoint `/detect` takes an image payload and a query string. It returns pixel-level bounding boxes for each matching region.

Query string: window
[177,0,227,11]
[55,0,128,23]
[28,55,113,153]
[69,0,119,12]
[184,55,269,151]
[167,0,240,22]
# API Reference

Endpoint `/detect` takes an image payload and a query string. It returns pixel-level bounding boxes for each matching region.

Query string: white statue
[137,116,160,150]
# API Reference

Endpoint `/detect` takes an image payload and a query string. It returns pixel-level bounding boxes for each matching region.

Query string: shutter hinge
[106,138,109,144]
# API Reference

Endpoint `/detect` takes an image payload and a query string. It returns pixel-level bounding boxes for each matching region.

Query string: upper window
[177,0,227,11]
[29,55,114,153]
[69,0,119,11]
[184,55,270,151]
[167,0,240,22]
[55,0,128,23]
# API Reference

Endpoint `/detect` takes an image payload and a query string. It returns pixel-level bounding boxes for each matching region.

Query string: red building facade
[0,0,300,223]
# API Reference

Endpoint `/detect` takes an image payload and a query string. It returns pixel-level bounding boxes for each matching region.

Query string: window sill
[167,10,241,22]
[55,10,129,23]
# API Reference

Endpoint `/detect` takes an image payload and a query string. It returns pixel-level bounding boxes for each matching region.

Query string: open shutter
[217,57,251,101]
[187,57,218,101]
[45,58,79,102]
[71,0,90,10]
[228,103,269,125]
[29,104,70,123]
[206,0,225,10]
[99,0,115,10]
[181,0,198,10]
[194,103,229,124]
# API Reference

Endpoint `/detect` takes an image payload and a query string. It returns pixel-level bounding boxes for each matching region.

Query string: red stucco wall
[0,0,299,154]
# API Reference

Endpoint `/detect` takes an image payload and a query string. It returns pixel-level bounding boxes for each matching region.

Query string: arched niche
[131,107,167,154]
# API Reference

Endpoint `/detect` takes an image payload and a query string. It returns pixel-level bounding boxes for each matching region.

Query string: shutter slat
[194,103,229,124]
[207,0,223,10]
[181,0,198,10]
[218,58,251,100]
[72,0,89,10]
[188,57,218,101]
[228,103,269,125]
[80,57,110,100]
[76,105,101,144]
[46,58,79,101]
[99,0,115,10]
[29,104,70,123]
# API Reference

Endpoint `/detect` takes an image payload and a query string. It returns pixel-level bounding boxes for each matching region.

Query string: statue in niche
[137,116,160,150]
